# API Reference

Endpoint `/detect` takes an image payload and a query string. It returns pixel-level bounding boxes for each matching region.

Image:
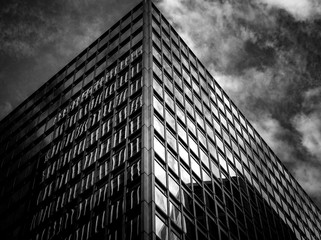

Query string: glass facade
[0,1,321,240]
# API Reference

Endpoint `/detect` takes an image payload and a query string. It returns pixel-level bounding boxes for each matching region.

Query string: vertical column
[141,0,154,240]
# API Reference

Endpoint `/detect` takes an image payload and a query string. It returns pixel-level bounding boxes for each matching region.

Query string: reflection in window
[168,176,180,199]
[155,160,166,186]
[191,157,201,179]
[177,124,187,144]
[218,154,228,173]
[215,135,224,153]
[130,95,142,114]
[112,148,126,170]
[211,161,220,179]
[154,115,165,138]
[186,117,196,136]
[200,149,209,168]
[178,144,189,166]
[180,167,191,185]
[114,126,127,146]
[169,202,182,228]
[188,136,198,157]
[111,173,124,196]
[130,77,142,95]
[165,110,175,128]
[165,92,174,111]
[129,137,141,157]
[127,161,140,183]
[154,77,163,98]
[155,215,168,240]
[154,137,165,160]
[129,115,141,135]
[155,187,167,213]
[166,130,177,152]
[167,152,178,175]
[110,198,123,223]
[154,96,164,117]
[126,185,140,210]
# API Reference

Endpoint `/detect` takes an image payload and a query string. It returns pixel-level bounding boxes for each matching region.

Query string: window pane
[154,115,165,138]
[155,160,166,186]
[178,144,189,166]
[154,137,165,160]
[169,202,182,228]
[155,215,168,240]
[166,130,177,152]
[168,176,180,198]
[167,152,178,175]
[155,187,167,213]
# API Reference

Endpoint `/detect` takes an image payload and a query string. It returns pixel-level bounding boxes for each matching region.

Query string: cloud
[258,0,321,20]
[292,87,321,161]
[293,163,321,198]
[293,113,321,159]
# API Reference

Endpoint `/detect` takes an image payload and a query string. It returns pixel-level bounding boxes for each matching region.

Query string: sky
[0,0,321,208]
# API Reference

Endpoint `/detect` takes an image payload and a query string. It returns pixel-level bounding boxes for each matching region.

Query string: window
[154,115,165,138]
[103,100,114,116]
[154,96,164,117]
[154,137,165,160]
[166,130,177,152]
[101,118,112,136]
[126,185,140,210]
[114,126,127,146]
[116,88,128,106]
[110,199,123,223]
[88,128,100,146]
[165,110,175,129]
[169,202,181,227]
[119,71,129,88]
[75,120,88,139]
[130,77,142,95]
[165,91,174,110]
[155,160,166,185]
[111,172,124,196]
[188,136,198,157]
[155,215,168,240]
[131,62,142,78]
[215,135,224,153]
[167,152,178,175]
[84,148,98,169]
[153,46,162,63]
[154,77,163,98]
[178,144,189,166]
[168,176,180,199]
[99,138,111,158]
[115,106,127,125]
[191,157,201,178]
[98,161,108,181]
[155,187,167,213]
[127,160,141,183]
[130,95,142,114]
[129,137,141,157]
[105,82,116,98]
[177,124,187,144]
[129,115,141,134]
[112,148,126,170]
[90,109,102,127]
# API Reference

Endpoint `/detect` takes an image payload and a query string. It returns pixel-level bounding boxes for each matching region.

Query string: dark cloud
[0,0,140,120]
[157,0,321,207]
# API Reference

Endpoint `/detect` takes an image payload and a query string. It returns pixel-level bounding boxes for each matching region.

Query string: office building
[1,1,321,240]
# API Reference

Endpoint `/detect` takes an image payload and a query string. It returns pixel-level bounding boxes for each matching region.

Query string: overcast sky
[1,0,321,208]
